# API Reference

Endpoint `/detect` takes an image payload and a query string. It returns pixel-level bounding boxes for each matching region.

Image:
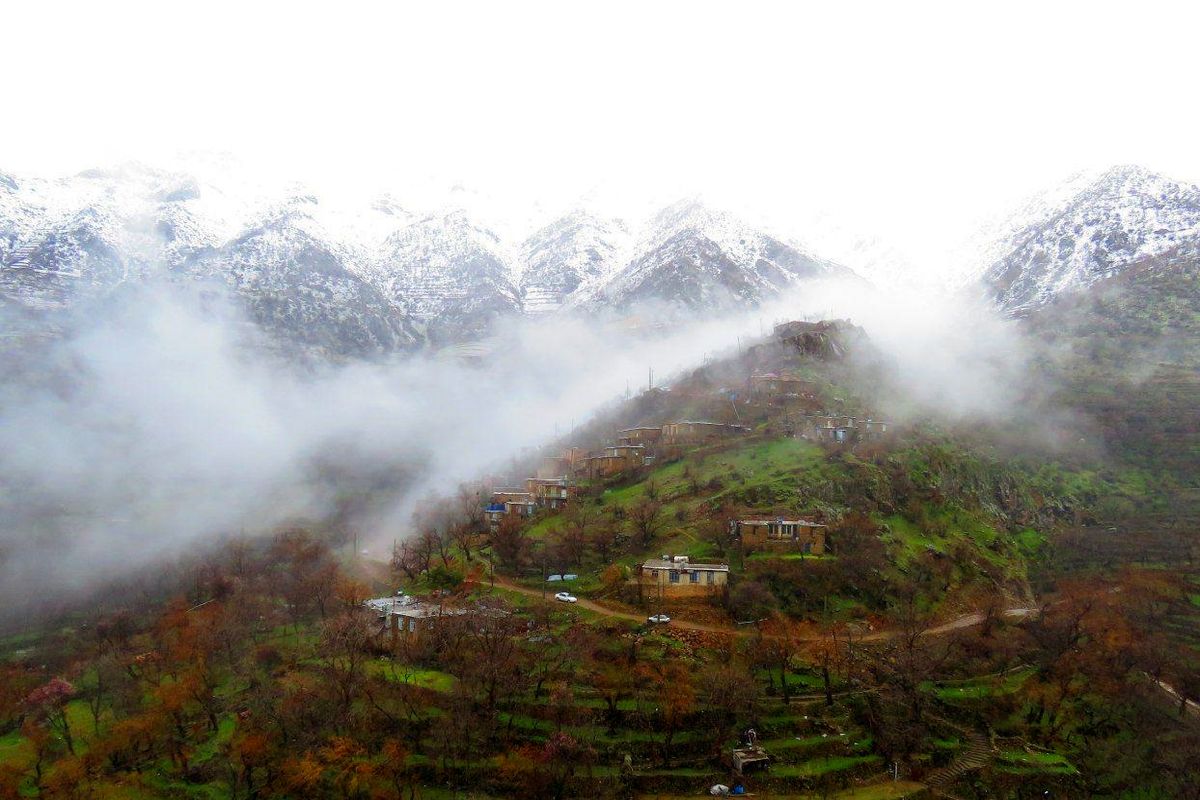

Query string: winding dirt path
[491,577,1038,642]
[491,578,736,634]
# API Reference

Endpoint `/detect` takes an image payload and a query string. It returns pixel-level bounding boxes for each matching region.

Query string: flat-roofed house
[606,444,645,461]
[639,555,729,597]
[536,455,571,479]
[526,477,572,509]
[483,501,507,529]
[366,596,456,645]
[366,597,509,649]
[731,518,827,555]
[799,415,889,444]
[505,498,537,517]
[617,426,663,447]
[585,444,646,479]
[749,373,818,399]
[802,414,857,443]
[863,420,889,440]
[484,489,537,529]
[661,421,750,447]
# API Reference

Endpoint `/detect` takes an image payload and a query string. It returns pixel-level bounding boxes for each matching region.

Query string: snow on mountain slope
[0,167,421,357]
[573,200,849,311]
[518,210,630,314]
[182,196,422,357]
[980,165,1200,313]
[3,163,869,354]
[0,165,222,311]
[0,171,35,265]
[373,209,521,344]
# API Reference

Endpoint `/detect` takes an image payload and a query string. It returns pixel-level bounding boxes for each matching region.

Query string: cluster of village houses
[640,518,829,599]
[478,403,879,600]
[482,402,887,533]
[367,515,833,645]
[483,420,752,529]
[369,365,891,642]
[747,371,888,443]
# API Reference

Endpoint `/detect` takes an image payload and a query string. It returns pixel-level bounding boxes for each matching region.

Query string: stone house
[638,555,729,597]
[526,477,573,510]
[749,373,818,399]
[366,596,458,645]
[585,444,646,479]
[731,518,827,554]
[485,489,537,529]
[661,420,749,446]
[617,426,663,447]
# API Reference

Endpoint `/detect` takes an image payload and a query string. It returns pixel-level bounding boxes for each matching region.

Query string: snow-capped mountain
[979,165,1200,313]
[573,200,848,311]
[519,210,631,314]
[1,163,864,356]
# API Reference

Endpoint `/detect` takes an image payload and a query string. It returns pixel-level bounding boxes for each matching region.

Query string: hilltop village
[390,320,894,623]
[482,407,879,598]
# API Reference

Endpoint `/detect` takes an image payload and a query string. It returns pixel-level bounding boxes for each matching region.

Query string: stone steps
[923,731,991,790]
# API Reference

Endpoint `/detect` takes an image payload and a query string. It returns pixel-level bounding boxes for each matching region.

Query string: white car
[554,592,578,603]
[648,614,671,624]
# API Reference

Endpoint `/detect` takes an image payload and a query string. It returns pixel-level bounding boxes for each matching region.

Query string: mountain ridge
[0,168,862,354]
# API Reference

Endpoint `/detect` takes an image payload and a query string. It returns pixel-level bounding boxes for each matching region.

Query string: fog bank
[0,278,1051,612]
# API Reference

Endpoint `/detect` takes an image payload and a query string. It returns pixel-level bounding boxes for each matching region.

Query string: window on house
[669,570,680,583]
[706,571,715,584]
[690,570,699,583]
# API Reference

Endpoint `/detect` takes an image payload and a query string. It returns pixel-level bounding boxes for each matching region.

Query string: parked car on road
[554,592,578,603]
[648,614,671,624]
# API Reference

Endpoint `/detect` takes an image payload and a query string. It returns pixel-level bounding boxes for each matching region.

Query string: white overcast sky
[3,0,1198,271]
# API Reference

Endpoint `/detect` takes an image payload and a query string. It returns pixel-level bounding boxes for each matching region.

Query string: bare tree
[627,498,667,548]
[450,483,488,562]
[319,612,374,725]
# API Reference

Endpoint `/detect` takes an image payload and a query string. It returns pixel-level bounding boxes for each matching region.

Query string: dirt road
[492,578,737,634]
[491,577,1038,642]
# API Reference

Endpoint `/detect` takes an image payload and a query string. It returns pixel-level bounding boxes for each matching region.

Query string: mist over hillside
[0,268,1055,618]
